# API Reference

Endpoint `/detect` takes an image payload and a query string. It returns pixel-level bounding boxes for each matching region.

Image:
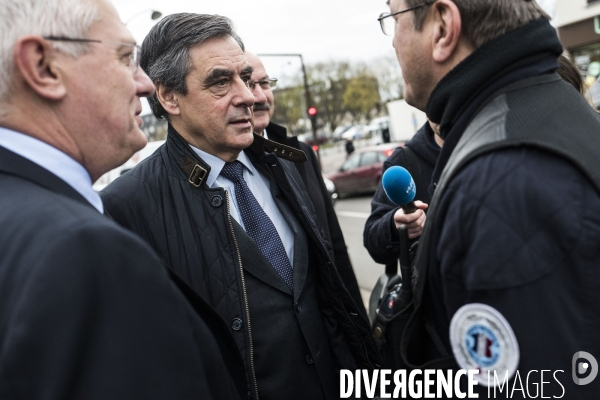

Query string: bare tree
[271,57,404,136]
[343,74,381,123]
[366,55,404,103]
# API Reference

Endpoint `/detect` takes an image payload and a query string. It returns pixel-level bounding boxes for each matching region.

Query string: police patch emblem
[450,303,519,386]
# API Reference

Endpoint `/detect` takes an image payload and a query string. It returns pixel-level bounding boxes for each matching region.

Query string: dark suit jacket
[0,145,245,400]
[265,122,366,316]
[232,161,338,400]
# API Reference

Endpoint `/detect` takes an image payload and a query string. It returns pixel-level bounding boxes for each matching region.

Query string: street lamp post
[258,53,321,167]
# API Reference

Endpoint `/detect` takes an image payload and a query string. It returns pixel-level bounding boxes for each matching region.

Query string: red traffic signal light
[307,106,318,117]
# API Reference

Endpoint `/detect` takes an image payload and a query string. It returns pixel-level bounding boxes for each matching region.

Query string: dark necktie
[221,161,294,289]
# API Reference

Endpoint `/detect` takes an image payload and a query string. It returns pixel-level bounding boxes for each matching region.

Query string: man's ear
[13,36,66,100]
[155,84,181,116]
[430,0,463,63]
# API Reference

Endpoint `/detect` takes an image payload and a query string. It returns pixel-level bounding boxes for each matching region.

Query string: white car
[332,125,352,141]
[366,116,391,144]
[322,175,338,205]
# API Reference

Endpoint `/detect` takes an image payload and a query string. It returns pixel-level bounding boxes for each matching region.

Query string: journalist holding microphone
[364,120,441,265]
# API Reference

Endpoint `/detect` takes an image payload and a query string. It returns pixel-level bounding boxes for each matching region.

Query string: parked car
[332,124,352,142]
[323,175,338,205]
[327,143,403,197]
[92,139,165,191]
[297,132,328,146]
[366,116,391,144]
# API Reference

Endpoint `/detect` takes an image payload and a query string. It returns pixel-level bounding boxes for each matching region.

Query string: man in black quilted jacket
[101,13,379,400]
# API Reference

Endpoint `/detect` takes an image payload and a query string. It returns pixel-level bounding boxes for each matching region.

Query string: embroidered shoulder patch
[450,303,520,386]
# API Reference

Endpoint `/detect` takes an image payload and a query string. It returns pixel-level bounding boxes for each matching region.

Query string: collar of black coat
[426,17,563,138]
[168,124,307,188]
[247,132,307,163]
[264,122,287,143]
[265,122,304,155]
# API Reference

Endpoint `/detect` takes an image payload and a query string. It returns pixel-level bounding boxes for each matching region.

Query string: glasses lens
[132,45,141,73]
[251,79,277,90]
[382,15,395,36]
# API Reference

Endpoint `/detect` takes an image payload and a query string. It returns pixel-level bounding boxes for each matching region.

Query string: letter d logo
[572,351,598,385]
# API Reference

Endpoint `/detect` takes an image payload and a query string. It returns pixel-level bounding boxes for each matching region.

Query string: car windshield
[342,154,361,171]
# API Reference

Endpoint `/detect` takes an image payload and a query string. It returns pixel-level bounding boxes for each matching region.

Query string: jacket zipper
[265,161,376,369]
[225,191,260,400]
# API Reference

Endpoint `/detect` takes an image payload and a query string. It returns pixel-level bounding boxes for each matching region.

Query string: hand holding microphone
[382,166,428,239]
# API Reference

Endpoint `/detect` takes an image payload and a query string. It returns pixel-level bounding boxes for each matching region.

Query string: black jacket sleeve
[363,148,405,265]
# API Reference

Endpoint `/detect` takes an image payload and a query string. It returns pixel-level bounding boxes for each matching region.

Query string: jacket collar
[248,131,307,163]
[427,18,563,188]
[169,124,308,188]
[0,145,93,209]
[265,122,304,155]
[427,17,563,136]
[166,124,212,188]
[264,122,287,143]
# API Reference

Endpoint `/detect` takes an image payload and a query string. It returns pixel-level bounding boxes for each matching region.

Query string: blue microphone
[382,166,417,213]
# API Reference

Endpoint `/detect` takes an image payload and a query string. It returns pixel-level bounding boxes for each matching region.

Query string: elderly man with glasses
[0,0,245,398]
[375,0,600,397]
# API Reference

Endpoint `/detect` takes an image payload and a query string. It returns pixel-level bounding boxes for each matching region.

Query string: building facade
[555,0,600,79]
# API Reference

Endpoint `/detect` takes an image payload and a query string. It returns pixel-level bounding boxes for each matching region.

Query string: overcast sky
[116,0,557,63]
[116,0,400,115]
[116,0,396,73]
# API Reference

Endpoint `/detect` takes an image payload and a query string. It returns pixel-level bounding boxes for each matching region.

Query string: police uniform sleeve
[434,148,600,396]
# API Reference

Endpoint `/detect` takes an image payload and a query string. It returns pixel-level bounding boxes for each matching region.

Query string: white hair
[0,0,99,109]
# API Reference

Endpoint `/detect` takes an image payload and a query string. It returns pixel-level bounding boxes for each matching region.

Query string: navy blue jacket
[415,18,600,398]
[363,123,440,266]
[426,146,600,397]
[0,145,245,400]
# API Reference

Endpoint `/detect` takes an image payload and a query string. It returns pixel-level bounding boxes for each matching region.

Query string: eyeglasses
[43,36,141,74]
[247,78,277,91]
[378,1,434,36]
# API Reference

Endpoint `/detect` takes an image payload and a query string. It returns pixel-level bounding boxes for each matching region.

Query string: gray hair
[0,0,99,110]
[141,13,245,120]
[406,0,549,49]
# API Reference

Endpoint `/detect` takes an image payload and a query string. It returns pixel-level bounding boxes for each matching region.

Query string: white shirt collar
[0,126,103,213]
[189,146,255,186]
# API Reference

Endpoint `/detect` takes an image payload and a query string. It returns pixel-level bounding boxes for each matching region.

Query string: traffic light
[307,106,318,117]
